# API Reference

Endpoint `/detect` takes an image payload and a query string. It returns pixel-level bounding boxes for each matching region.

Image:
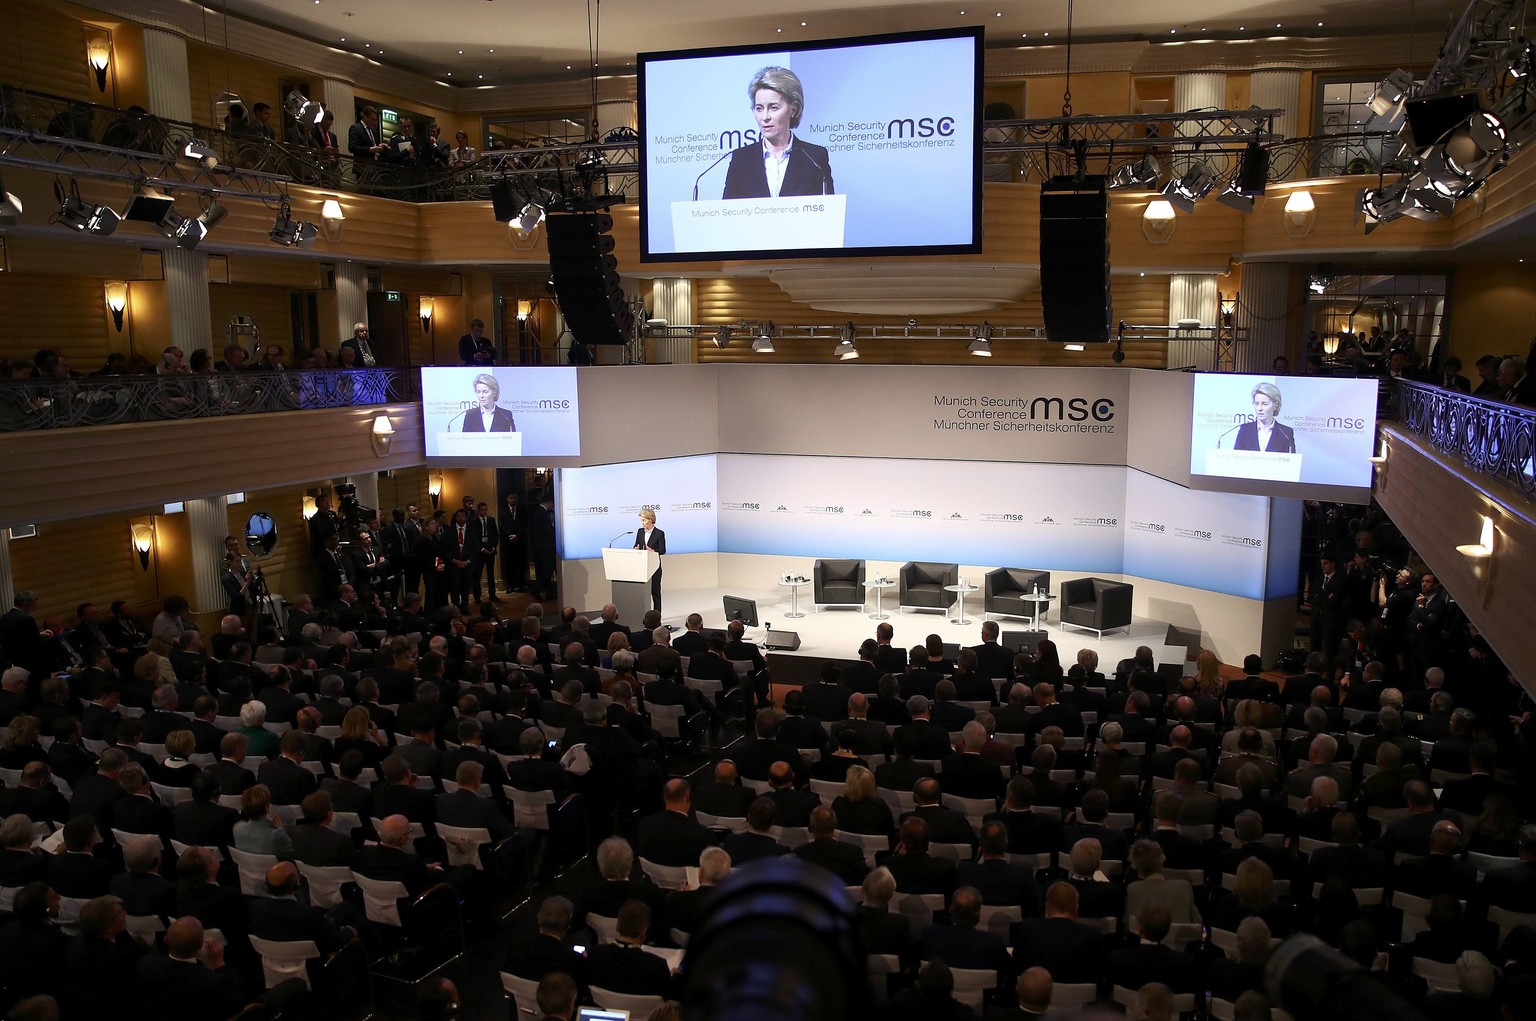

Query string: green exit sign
[385,291,401,302]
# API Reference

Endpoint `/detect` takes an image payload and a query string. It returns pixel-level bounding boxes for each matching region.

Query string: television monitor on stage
[723,594,760,627]
[1188,373,1378,501]
[638,27,983,262]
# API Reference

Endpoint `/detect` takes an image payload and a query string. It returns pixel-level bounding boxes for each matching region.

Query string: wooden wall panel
[5,0,99,102]
[0,402,425,529]
[377,468,432,516]
[209,284,295,355]
[226,483,318,608]
[0,273,114,367]
[185,43,292,129]
[8,509,153,626]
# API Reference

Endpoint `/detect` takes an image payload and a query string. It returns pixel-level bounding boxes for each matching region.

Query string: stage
[613,582,1196,687]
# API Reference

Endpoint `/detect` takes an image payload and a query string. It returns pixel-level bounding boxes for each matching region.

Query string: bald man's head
[264,861,299,897]
[165,916,205,958]
[378,814,411,847]
[1016,967,1053,1013]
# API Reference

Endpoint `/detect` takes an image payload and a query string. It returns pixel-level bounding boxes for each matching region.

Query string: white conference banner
[1122,469,1273,600]
[558,454,719,560]
[558,454,1279,599]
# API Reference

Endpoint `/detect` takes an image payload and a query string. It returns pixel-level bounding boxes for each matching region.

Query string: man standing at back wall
[501,491,529,594]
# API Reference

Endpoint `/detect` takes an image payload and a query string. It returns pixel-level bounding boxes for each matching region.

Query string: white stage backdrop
[558,454,1285,599]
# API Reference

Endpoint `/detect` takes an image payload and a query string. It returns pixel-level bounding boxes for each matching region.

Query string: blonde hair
[639,508,656,525]
[341,706,372,742]
[1195,650,1221,689]
[843,764,877,802]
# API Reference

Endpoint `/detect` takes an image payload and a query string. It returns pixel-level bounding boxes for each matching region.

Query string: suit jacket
[347,120,381,159]
[721,137,834,199]
[372,782,437,826]
[722,830,791,865]
[249,896,348,954]
[47,851,114,898]
[436,788,514,843]
[634,526,666,557]
[860,905,915,957]
[794,837,870,884]
[355,843,438,895]
[877,849,958,897]
[503,930,587,988]
[692,782,755,820]
[939,753,1006,801]
[956,858,1038,911]
[830,718,890,757]
[802,682,852,722]
[173,800,238,848]
[1233,419,1297,453]
[894,719,953,760]
[1394,853,1478,901]
[635,644,682,677]
[841,661,883,695]
[112,793,172,838]
[636,809,716,867]
[133,953,245,1021]
[461,406,517,432]
[1104,941,1202,994]
[586,943,672,997]
[874,644,907,676]
[257,757,319,805]
[987,809,1061,856]
[289,819,357,867]
[1124,878,1202,926]
[919,923,1012,975]
[905,804,976,847]
[970,642,1014,683]
[1009,916,1104,983]
[109,870,177,918]
[769,786,821,828]
[1480,860,1536,912]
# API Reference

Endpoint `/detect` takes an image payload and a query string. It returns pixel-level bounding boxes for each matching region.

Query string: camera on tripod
[334,482,375,545]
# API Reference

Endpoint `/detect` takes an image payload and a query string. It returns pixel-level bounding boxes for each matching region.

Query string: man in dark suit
[767,761,820,828]
[726,709,808,786]
[941,723,1007,802]
[905,778,976,847]
[47,817,114,898]
[801,666,852,723]
[957,821,1036,910]
[1480,824,1536,912]
[586,605,630,651]
[441,509,476,613]
[172,771,238,849]
[830,693,891,757]
[289,791,357,867]
[529,490,558,602]
[877,816,959,897]
[1394,821,1478,900]
[248,861,354,955]
[986,776,1061,856]
[795,805,870,885]
[435,762,516,875]
[691,761,755,820]
[503,895,587,992]
[895,697,954,761]
[257,730,319,806]
[205,735,253,802]
[112,765,172,838]
[970,621,1014,685]
[636,779,716,867]
[918,886,1012,977]
[1058,790,1132,863]
[721,797,791,865]
[355,814,448,895]
[670,614,707,658]
[1063,838,1125,920]
[873,623,907,676]
[898,646,942,700]
[868,675,911,727]
[1307,810,1387,890]
[842,641,883,695]
[860,866,917,961]
[132,916,245,1021]
[1439,741,1510,815]
[498,491,530,595]
[467,500,499,603]
[585,900,672,997]
[371,755,437,828]
[1103,904,1202,994]
[1009,881,1105,984]
[0,591,47,678]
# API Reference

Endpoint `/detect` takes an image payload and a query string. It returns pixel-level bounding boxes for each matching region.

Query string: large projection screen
[421,366,581,464]
[638,27,983,262]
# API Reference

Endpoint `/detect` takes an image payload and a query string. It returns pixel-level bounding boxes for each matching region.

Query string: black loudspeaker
[489,181,517,223]
[1039,176,1111,343]
[546,213,631,346]
[1405,92,1480,148]
[763,627,801,652]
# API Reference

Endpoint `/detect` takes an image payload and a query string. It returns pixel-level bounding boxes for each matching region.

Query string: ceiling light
[1368,69,1415,119]
[1161,163,1215,213]
[752,324,776,354]
[513,202,545,233]
[712,325,733,349]
[181,139,219,169]
[53,181,119,236]
[123,184,176,223]
[0,173,22,227]
[1063,343,1086,351]
[835,322,859,360]
[284,87,324,126]
[969,321,995,357]
[269,200,317,248]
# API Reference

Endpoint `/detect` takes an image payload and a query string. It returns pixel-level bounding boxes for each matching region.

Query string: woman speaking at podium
[460,373,517,432]
[721,66,835,200]
[1233,381,1297,453]
[634,508,666,613]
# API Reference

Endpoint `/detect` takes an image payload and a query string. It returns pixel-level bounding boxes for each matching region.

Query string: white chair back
[589,987,664,1017]
[505,787,556,830]
[248,935,320,990]
[501,971,541,1017]
[435,823,492,869]
[352,873,409,927]
[125,913,165,947]
[227,847,279,897]
[587,913,621,944]
[296,863,354,908]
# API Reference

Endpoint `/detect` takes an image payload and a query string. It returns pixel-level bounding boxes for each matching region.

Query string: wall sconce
[1142,200,1176,243]
[516,300,532,322]
[371,413,394,456]
[130,521,153,571]
[86,33,111,92]
[419,295,434,334]
[1322,333,1341,356]
[428,471,444,509]
[104,281,128,332]
[320,199,345,242]
[301,495,318,520]
[1284,190,1317,237]
[1456,515,1496,559]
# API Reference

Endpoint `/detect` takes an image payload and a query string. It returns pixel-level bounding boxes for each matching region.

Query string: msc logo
[775,505,789,512]
[1141,522,1166,532]
[677,501,712,510]
[740,503,760,511]
[1228,535,1264,547]
[1000,513,1023,522]
[537,398,571,410]
[886,115,958,139]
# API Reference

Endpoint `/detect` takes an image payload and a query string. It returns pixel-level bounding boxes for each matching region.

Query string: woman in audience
[1032,640,1064,685]
[1221,700,1279,756]
[334,705,389,769]
[1124,838,1201,926]
[1468,792,1521,856]
[1206,857,1293,936]
[232,783,292,857]
[151,594,196,644]
[0,715,47,770]
[600,631,631,673]
[1208,916,1272,1002]
[153,728,201,787]
[831,764,895,839]
[923,634,953,676]
[1085,750,1139,812]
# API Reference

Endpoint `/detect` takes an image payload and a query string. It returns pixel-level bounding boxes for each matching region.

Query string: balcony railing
[0,367,416,432]
[1395,380,1536,497]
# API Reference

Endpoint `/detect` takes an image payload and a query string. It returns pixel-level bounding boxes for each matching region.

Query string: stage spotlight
[1368,68,1415,119]
[153,207,189,239]
[123,184,176,223]
[181,139,220,169]
[1429,111,1507,196]
[968,321,995,357]
[1235,138,1269,196]
[1161,163,1215,213]
[513,201,545,233]
[835,321,859,360]
[0,173,22,227]
[53,181,119,236]
[269,200,317,248]
[284,87,324,126]
[1110,154,1162,190]
[712,325,733,349]
[1216,179,1254,213]
[752,323,776,354]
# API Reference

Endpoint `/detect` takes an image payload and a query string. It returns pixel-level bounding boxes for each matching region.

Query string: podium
[671,195,847,253]
[601,547,659,623]
[431,432,522,458]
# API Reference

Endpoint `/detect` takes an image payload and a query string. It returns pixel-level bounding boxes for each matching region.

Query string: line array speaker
[1039,176,1111,343]
[546,212,631,345]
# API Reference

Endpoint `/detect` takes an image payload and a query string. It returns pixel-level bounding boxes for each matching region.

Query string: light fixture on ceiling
[53,180,120,236]
[104,281,128,332]
[1423,111,1507,199]
[1142,199,1176,242]
[177,200,226,249]
[1109,154,1162,190]
[320,198,345,242]
[752,322,776,354]
[1161,162,1215,213]
[0,173,23,227]
[1215,179,1254,213]
[712,325,733,349]
[301,495,318,520]
[835,321,859,360]
[181,139,220,169]
[1284,189,1316,236]
[268,199,317,247]
[968,321,995,357]
[284,87,325,126]
[1368,68,1415,122]
[86,33,112,92]
[513,201,545,233]
[123,183,176,224]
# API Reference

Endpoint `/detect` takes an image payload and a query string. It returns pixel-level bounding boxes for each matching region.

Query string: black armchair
[898,561,959,613]
[983,568,1051,621]
[813,559,866,610]
[1058,577,1134,639]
